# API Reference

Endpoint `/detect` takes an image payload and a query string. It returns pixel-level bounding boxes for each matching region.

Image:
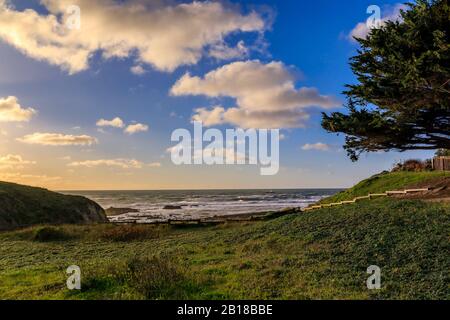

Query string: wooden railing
[300,188,430,212]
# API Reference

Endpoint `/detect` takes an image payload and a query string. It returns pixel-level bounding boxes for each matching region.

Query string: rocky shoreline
[107,207,293,225]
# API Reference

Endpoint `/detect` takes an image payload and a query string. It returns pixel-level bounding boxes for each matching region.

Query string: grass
[1,171,448,300]
[321,171,448,204]
[0,198,448,300]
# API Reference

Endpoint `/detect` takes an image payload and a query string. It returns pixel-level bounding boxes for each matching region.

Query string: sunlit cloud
[171,60,339,128]
[209,40,249,60]
[0,96,36,122]
[130,65,147,75]
[348,4,407,41]
[96,117,124,128]
[301,142,330,151]
[167,144,253,164]
[125,123,149,135]
[17,132,98,146]
[0,0,266,73]
[0,172,62,185]
[68,158,143,169]
[0,154,36,170]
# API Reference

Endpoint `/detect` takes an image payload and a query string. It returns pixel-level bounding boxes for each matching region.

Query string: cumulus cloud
[96,117,124,128]
[301,142,330,151]
[68,158,143,169]
[171,60,339,128]
[0,0,265,74]
[18,132,97,146]
[348,4,407,41]
[193,107,311,129]
[125,123,149,134]
[0,96,36,122]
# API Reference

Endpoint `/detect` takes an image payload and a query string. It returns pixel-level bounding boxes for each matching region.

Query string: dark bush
[391,159,431,172]
[32,226,70,242]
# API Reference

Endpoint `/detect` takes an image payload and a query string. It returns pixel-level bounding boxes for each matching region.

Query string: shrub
[32,226,70,242]
[123,256,188,299]
[392,159,431,172]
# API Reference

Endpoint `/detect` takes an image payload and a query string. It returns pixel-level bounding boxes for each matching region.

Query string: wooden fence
[432,156,450,171]
[300,188,430,212]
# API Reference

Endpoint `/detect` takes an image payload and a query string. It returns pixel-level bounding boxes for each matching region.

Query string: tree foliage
[322,0,450,161]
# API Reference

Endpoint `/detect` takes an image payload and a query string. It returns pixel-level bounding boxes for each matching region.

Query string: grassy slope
[0,198,448,300]
[0,181,107,229]
[321,171,448,204]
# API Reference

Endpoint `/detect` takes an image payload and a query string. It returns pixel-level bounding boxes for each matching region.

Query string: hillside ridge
[0,181,107,230]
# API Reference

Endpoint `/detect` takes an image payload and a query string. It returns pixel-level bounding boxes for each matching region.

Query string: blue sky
[0,0,433,190]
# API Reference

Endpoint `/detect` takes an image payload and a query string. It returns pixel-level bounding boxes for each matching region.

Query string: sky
[0,0,434,190]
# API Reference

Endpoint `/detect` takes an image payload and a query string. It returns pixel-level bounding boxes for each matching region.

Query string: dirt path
[394,176,450,202]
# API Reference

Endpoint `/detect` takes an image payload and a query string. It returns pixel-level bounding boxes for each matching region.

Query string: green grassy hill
[321,171,448,204]
[0,181,107,230]
[0,173,448,300]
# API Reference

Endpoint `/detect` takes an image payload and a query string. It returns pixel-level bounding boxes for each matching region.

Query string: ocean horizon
[64,188,343,223]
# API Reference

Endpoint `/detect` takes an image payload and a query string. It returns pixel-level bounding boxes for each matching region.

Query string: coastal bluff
[0,181,107,230]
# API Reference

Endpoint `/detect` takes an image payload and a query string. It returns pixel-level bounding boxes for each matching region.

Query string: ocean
[64,189,342,223]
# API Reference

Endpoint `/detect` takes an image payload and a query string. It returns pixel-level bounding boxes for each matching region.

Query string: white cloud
[167,142,253,164]
[130,65,146,75]
[191,106,226,126]
[0,96,36,122]
[0,154,36,170]
[96,117,124,128]
[348,4,407,41]
[18,132,97,146]
[125,123,149,135]
[301,142,330,151]
[171,60,339,128]
[0,0,265,74]
[68,158,143,169]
